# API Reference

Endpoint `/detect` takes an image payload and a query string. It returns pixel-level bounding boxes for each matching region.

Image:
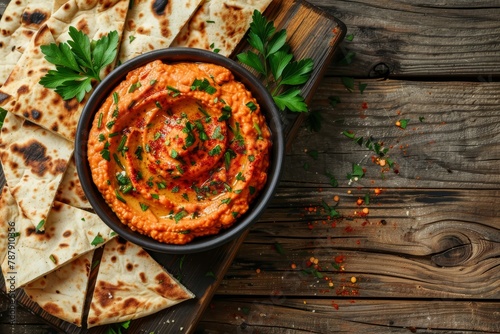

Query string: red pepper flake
[334,255,345,264]
[332,302,339,310]
[361,102,368,109]
[308,223,314,230]
[344,226,354,233]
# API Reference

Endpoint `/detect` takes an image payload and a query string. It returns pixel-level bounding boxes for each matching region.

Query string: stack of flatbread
[0,0,273,328]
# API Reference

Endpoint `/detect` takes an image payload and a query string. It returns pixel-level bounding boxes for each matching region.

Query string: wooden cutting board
[0,0,345,332]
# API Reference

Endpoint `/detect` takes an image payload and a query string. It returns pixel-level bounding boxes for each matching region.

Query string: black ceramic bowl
[75,48,284,254]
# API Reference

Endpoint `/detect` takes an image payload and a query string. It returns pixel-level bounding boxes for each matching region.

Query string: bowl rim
[75,47,284,254]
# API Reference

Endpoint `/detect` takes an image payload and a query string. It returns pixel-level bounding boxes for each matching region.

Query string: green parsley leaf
[39,27,119,102]
[341,77,355,92]
[237,10,313,113]
[273,89,308,112]
[91,233,105,246]
[398,119,410,129]
[35,219,45,232]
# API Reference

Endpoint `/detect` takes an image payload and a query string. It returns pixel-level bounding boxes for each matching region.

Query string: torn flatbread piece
[23,250,94,327]
[55,156,91,209]
[0,187,116,288]
[171,0,273,57]
[0,111,73,230]
[118,0,203,63]
[0,0,130,141]
[0,0,56,86]
[87,237,194,328]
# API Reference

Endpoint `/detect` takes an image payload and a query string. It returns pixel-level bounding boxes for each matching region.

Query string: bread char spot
[152,0,169,15]
[95,280,131,308]
[10,140,67,177]
[154,272,188,300]
[17,85,29,95]
[21,10,48,26]
[42,302,63,316]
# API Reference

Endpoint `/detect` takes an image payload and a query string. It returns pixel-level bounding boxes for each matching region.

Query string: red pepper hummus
[87,60,271,244]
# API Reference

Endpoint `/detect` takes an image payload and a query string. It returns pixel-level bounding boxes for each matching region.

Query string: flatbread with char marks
[0,111,73,229]
[171,0,273,57]
[87,237,194,328]
[0,186,116,288]
[0,0,58,87]
[0,0,130,141]
[118,0,203,63]
[23,250,94,327]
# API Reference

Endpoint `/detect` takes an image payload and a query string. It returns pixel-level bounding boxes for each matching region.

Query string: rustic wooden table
[1,0,499,333]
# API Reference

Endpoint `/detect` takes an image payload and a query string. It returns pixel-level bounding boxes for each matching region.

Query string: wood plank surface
[1,0,500,333]
[318,0,500,78]
[0,0,346,333]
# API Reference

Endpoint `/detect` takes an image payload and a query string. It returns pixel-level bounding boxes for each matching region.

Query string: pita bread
[23,250,94,327]
[0,186,116,288]
[55,156,91,209]
[0,111,73,230]
[118,0,203,63]
[0,0,130,141]
[171,0,273,57]
[0,0,57,86]
[87,237,194,328]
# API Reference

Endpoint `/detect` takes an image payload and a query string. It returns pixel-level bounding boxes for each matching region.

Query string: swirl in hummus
[87,60,272,244]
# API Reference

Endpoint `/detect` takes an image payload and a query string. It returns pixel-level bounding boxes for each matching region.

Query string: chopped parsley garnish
[246,101,257,111]
[97,113,103,128]
[135,145,143,160]
[151,193,160,200]
[218,105,232,121]
[209,144,222,156]
[174,210,188,223]
[224,149,236,170]
[91,233,105,246]
[35,219,45,232]
[236,172,246,181]
[211,125,224,140]
[191,78,217,94]
[221,198,231,205]
[113,153,125,170]
[128,81,141,93]
[139,203,149,211]
[117,135,127,152]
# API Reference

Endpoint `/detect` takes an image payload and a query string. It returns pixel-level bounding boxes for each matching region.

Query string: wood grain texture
[0,0,345,333]
[309,0,500,78]
[198,299,500,333]
[284,79,500,189]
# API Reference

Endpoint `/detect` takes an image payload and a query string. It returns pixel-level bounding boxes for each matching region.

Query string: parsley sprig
[237,10,314,112]
[39,27,119,102]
